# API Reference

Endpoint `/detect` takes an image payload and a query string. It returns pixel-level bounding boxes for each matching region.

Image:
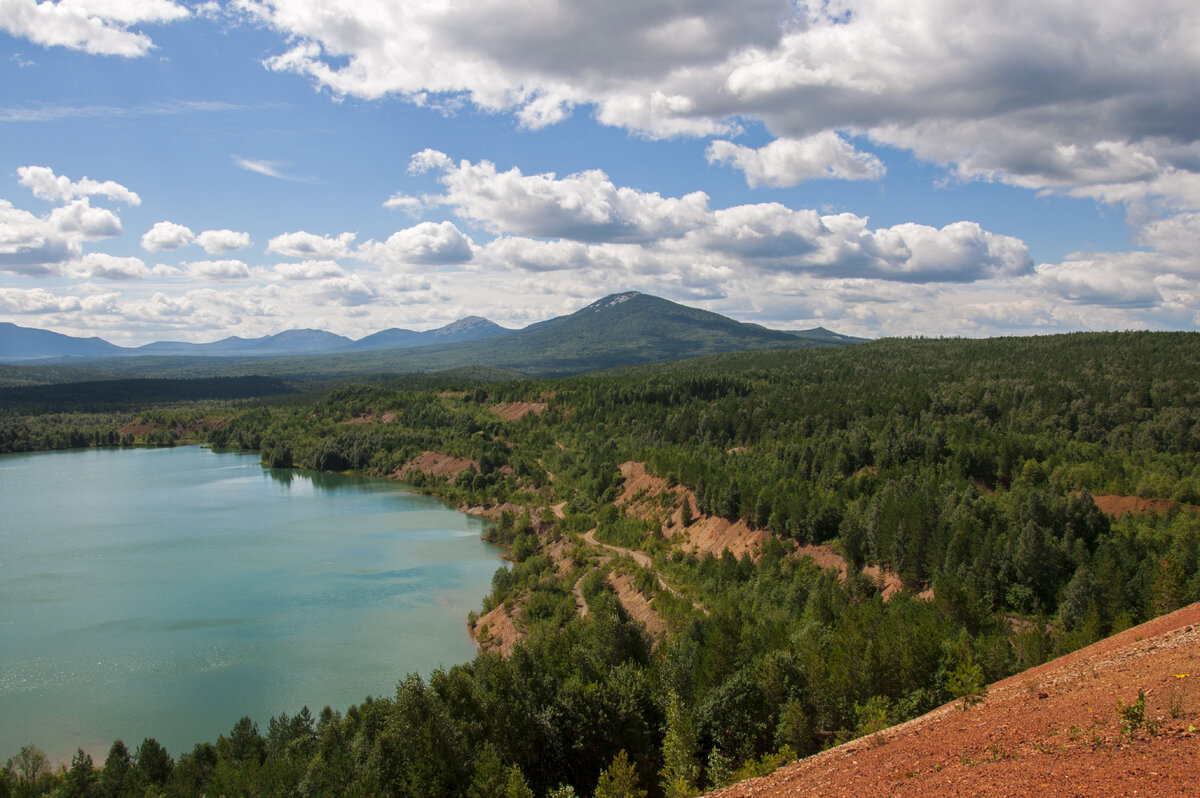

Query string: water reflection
[265,467,295,487]
[264,466,354,492]
[0,445,501,760]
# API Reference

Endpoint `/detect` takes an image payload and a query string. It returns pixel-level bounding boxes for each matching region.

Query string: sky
[1,0,1198,345]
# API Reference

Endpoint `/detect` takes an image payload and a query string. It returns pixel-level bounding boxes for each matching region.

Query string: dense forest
[3,332,1199,797]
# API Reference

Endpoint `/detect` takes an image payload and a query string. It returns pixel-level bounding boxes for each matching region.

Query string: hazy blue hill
[427,316,512,343]
[247,329,354,354]
[344,328,425,351]
[787,326,870,344]
[486,291,808,372]
[261,291,844,377]
[4,293,863,380]
[344,316,511,352]
[136,336,257,356]
[138,329,353,356]
[0,322,125,361]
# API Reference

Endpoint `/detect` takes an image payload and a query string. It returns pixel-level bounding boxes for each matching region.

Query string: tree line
[3,331,1199,796]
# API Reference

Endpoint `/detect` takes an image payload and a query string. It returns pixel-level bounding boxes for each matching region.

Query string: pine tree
[594,750,646,798]
[466,743,507,798]
[503,764,535,798]
[660,691,699,797]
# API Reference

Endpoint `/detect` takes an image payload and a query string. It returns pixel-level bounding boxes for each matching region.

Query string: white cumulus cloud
[383,193,423,214]
[272,260,345,280]
[0,199,79,275]
[0,195,128,275]
[244,0,1200,212]
[267,230,356,260]
[196,228,251,254]
[17,165,140,205]
[356,221,475,267]
[74,252,150,280]
[185,259,251,280]
[47,199,122,239]
[706,133,886,187]
[141,221,195,252]
[414,150,711,243]
[0,0,189,57]
[0,286,83,314]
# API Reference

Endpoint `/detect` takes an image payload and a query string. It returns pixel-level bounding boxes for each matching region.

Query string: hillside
[1,292,856,380]
[5,333,1199,797]
[345,316,511,352]
[0,322,124,360]
[437,291,818,374]
[0,316,513,361]
[136,329,353,357]
[709,602,1200,797]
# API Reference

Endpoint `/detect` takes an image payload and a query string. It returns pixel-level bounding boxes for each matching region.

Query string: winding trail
[581,529,707,614]
[583,528,653,569]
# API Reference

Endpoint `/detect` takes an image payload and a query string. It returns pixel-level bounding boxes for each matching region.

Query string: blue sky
[1,1,1197,344]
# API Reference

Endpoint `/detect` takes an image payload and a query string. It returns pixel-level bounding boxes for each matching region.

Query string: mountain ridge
[0,317,516,361]
[0,321,126,361]
[0,293,866,377]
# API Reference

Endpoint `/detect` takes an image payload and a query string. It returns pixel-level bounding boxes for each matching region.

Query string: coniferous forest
[3,332,1200,797]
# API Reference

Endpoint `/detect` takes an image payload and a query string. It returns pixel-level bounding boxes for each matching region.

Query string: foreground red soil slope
[708,602,1200,797]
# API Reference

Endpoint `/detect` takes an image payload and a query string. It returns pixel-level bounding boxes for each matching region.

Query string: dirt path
[706,601,1200,797]
[583,528,654,569]
[581,529,708,615]
[572,576,588,618]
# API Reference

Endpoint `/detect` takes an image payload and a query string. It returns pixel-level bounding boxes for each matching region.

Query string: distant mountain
[0,322,125,360]
[428,316,511,343]
[0,318,508,361]
[136,329,353,357]
[344,328,425,351]
[787,326,870,345]
[251,329,354,355]
[230,291,853,378]
[0,294,865,376]
[344,316,511,352]
[484,291,808,373]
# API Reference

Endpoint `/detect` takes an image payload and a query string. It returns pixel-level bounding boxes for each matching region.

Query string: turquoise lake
[0,446,502,762]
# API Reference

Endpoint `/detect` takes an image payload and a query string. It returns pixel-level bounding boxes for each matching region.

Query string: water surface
[0,446,501,761]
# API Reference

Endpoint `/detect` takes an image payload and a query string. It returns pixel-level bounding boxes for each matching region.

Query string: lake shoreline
[1,446,503,763]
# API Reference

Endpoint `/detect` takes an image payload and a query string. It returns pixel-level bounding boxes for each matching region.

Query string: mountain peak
[433,316,496,336]
[585,291,642,312]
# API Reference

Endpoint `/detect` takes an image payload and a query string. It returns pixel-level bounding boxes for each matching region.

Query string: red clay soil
[491,401,547,421]
[616,462,928,599]
[617,461,769,560]
[707,602,1200,798]
[861,563,908,601]
[471,602,523,656]
[793,544,850,577]
[342,411,397,426]
[608,571,667,645]
[682,515,770,561]
[118,420,156,436]
[1091,493,1199,519]
[618,461,683,506]
[395,450,479,480]
[118,416,229,438]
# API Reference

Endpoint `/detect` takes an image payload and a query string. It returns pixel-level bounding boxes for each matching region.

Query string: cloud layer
[241,0,1200,210]
[3,151,1198,345]
[0,0,190,57]
[2,2,1199,343]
